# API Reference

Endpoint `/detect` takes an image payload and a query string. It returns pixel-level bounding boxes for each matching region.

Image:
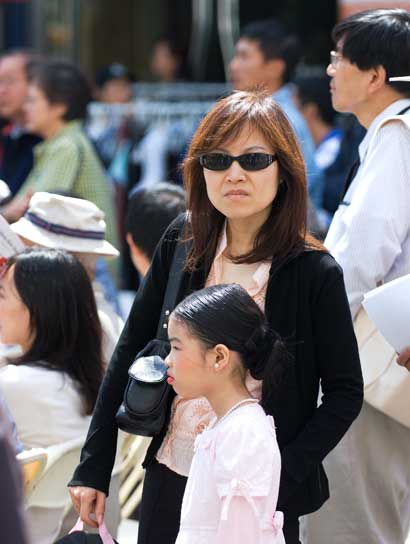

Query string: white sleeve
[215,497,280,544]
[325,120,410,317]
[213,414,283,540]
[214,418,279,499]
[0,366,29,434]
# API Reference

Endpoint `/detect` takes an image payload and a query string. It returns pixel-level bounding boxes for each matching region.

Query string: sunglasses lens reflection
[240,153,271,170]
[200,154,232,170]
[200,153,275,171]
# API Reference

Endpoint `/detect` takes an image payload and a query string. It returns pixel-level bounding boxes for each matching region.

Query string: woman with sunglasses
[69,91,363,544]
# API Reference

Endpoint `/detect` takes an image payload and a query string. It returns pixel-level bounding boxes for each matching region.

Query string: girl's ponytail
[244,325,292,411]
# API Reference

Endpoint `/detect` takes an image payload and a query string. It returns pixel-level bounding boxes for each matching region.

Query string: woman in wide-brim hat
[11,191,118,259]
[11,191,123,368]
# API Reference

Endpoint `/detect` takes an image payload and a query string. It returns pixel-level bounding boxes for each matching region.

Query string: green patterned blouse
[18,121,118,249]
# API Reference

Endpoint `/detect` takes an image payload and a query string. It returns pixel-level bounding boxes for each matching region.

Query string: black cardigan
[69,216,363,517]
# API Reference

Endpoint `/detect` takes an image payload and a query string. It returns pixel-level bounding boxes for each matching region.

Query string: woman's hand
[397,347,410,371]
[69,486,106,528]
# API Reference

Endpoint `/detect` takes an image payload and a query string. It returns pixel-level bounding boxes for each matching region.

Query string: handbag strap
[156,238,190,341]
[69,517,114,544]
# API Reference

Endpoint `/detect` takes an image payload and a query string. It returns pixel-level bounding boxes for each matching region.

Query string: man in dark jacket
[0,51,41,197]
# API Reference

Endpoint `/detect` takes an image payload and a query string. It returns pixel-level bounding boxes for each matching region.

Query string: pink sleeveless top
[156,226,271,476]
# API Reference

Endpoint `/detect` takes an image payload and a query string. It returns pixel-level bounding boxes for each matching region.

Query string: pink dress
[175,400,285,544]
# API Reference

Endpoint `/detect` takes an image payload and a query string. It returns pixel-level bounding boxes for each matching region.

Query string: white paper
[362,274,410,352]
[0,214,24,258]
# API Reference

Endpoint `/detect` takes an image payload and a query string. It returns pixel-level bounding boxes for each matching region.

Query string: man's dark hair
[125,182,186,260]
[95,63,135,89]
[29,59,92,120]
[333,9,410,96]
[240,19,301,83]
[294,73,337,126]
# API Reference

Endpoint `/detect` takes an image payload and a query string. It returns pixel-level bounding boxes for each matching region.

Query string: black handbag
[115,240,187,436]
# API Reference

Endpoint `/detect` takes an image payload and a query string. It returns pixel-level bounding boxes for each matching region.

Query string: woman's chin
[221,208,254,221]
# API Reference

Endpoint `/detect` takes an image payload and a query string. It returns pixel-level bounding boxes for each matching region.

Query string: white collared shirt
[325,99,410,318]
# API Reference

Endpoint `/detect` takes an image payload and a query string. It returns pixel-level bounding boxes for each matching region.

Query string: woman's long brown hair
[183,90,324,272]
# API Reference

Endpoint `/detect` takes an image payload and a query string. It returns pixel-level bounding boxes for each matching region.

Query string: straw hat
[11,192,119,258]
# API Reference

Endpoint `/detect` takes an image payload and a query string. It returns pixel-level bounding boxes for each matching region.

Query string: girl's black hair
[172,284,292,411]
[4,248,103,415]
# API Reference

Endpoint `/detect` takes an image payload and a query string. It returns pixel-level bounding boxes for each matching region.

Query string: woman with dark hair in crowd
[0,247,104,543]
[69,90,363,544]
[15,59,117,248]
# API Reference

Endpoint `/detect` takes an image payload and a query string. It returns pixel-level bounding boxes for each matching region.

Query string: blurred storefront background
[1,0,409,82]
[0,0,337,81]
[2,0,409,82]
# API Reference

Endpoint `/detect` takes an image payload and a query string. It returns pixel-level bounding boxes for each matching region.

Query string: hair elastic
[244,326,279,353]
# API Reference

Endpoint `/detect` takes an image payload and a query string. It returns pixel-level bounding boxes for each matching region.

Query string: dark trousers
[283,518,301,544]
[137,460,186,544]
[138,459,300,544]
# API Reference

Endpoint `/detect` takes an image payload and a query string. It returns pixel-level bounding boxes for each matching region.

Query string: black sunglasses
[199,152,277,171]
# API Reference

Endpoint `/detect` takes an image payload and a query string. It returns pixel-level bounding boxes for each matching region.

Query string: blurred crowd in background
[0,16,366,295]
[1,2,409,543]
[0,19,365,539]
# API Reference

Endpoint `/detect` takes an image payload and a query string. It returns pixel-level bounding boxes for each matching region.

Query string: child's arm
[214,415,284,542]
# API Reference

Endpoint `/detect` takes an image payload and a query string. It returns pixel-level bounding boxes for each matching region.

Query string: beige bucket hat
[11,192,119,258]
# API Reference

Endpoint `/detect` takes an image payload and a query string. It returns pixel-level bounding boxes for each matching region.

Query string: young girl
[166,283,287,544]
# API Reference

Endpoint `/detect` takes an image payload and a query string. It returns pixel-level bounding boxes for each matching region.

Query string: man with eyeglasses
[304,9,410,544]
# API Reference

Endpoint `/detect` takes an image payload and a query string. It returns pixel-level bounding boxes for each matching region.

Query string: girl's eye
[171,345,180,351]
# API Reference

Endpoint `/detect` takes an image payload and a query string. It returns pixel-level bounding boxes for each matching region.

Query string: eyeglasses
[330,50,343,69]
[199,152,277,171]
